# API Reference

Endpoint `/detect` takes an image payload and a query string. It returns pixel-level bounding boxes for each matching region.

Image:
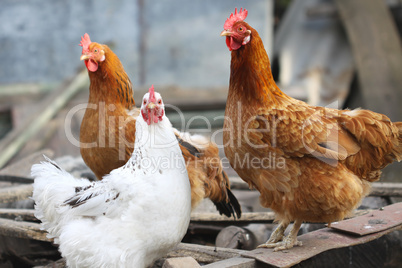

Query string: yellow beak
[220,30,232,36]
[147,102,156,110]
[80,54,90,61]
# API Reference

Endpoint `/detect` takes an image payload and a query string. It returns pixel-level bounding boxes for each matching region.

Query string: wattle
[226,36,242,51]
[86,59,98,72]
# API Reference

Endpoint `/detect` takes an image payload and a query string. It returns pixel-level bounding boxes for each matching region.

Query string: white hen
[32,86,191,268]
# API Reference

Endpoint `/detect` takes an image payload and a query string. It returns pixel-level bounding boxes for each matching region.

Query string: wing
[235,102,361,195]
[251,102,361,161]
[59,179,120,217]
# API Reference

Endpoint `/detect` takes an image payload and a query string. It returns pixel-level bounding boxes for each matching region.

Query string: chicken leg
[258,219,303,251]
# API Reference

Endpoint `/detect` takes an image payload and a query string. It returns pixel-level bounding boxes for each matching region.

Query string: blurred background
[0,0,402,267]
[0,0,273,159]
[1,0,401,175]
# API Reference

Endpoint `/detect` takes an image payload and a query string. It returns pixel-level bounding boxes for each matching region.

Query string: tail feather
[212,172,242,219]
[31,155,92,242]
[394,122,402,161]
[174,129,242,218]
[340,110,402,180]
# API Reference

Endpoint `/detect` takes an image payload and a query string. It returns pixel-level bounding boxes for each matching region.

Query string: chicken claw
[258,219,303,251]
[257,221,289,249]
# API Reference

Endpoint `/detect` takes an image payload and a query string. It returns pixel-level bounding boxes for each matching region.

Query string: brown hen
[79,34,241,218]
[221,8,401,250]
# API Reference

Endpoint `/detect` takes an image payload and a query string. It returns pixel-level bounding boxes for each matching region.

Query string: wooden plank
[34,259,66,268]
[0,149,54,177]
[167,243,246,264]
[330,202,402,236]
[203,257,256,268]
[190,210,371,225]
[0,208,371,226]
[334,0,402,121]
[0,217,50,242]
[0,208,38,222]
[0,184,33,204]
[191,212,276,225]
[369,182,402,198]
[0,70,87,169]
[0,175,34,184]
[0,83,54,97]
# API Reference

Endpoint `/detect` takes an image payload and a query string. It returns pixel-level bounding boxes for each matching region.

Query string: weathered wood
[369,182,402,198]
[0,70,87,169]
[162,257,201,268]
[203,257,256,268]
[11,120,60,164]
[0,149,54,177]
[0,208,38,222]
[34,258,66,268]
[0,217,50,242]
[230,177,402,197]
[0,83,54,97]
[0,208,371,226]
[191,212,276,225]
[0,184,33,204]
[191,210,371,225]
[335,0,402,121]
[0,175,34,184]
[167,243,246,264]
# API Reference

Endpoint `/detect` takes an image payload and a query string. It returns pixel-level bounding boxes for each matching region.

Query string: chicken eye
[158,100,162,104]
[94,49,98,53]
[143,100,146,105]
[238,27,243,31]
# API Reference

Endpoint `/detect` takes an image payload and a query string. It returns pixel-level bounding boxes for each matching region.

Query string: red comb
[149,85,156,102]
[79,33,92,53]
[223,8,248,29]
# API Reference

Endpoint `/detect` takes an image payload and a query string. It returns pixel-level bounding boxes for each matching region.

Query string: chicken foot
[257,220,288,247]
[258,219,303,251]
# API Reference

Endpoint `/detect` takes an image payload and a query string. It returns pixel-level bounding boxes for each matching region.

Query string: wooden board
[335,0,402,121]
[0,218,50,242]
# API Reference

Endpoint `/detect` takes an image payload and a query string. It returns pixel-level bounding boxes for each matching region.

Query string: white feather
[32,100,191,268]
[173,129,210,150]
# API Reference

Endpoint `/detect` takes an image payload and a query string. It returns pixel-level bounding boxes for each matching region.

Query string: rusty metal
[241,203,402,268]
[330,202,402,236]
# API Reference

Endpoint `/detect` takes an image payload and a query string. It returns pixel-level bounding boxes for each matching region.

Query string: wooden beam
[191,212,276,225]
[0,70,88,169]
[0,175,34,184]
[0,208,38,222]
[0,217,50,242]
[0,149,54,177]
[334,0,402,121]
[0,208,372,227]
[0,184,33,204]
[370,182,402,198]
[203,257,256,268]
[167,243,246,264]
